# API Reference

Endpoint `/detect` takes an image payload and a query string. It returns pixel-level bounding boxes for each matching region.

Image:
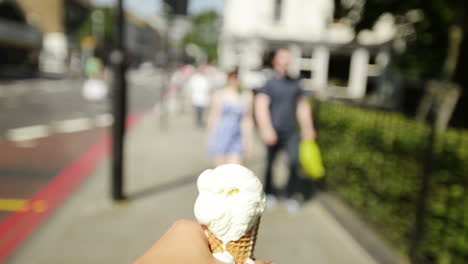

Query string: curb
[317,192,410,264]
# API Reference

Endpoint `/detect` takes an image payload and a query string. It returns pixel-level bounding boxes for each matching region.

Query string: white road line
[39,85,72,93]
[3,114,112,143]
[53,118,92,133]
[95,114,114,127]
[6,125,50,142]
[12,85,26,96]
[15,140,38,148]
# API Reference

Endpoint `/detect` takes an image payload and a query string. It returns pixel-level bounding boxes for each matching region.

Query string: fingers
[255,260,273,264]
[213,259,273,264]
[301,128,317,141]
[264,131,278,146]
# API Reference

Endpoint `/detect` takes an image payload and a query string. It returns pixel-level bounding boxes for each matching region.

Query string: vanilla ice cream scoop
[194,164,266,263]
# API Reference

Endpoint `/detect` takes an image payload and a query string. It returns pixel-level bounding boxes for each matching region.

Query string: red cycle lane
[0,112,144,263]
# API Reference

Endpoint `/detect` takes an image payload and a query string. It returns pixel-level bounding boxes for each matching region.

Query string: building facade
[0,0,41,74]
[15,0,90,73]
[220,0,395,100]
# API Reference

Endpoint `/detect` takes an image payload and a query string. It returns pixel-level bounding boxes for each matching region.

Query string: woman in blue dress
[207,70,254,166]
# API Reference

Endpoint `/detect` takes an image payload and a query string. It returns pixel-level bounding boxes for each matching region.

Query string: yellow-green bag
[299,139,325,180]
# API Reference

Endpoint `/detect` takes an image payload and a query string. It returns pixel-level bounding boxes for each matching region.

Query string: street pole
[159,3,172,131]
[111,0,127,201]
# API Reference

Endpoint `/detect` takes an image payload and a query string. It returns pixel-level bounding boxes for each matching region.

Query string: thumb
[212,258,272,264]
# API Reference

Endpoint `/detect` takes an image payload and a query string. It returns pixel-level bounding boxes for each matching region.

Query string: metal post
[159,4,170,131]
[409,114,436,261]
[111,0,127,201]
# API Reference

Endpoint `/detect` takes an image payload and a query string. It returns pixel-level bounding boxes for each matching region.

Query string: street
[0,70,163,259]
[0,71,162,135]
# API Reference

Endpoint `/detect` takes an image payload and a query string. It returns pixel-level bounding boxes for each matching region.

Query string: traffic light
[163,0,188,15]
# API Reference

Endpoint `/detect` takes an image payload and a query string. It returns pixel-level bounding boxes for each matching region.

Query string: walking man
[255,49,316,214]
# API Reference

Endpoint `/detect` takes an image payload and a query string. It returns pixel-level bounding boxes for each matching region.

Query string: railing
[314,100,468,263]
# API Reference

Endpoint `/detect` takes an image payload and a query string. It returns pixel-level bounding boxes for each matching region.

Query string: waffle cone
[204,218,260,264]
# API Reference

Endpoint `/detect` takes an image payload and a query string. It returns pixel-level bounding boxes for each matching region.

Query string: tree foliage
[74,8,116,51]
[341,0,467,84]
[184,11,220,62]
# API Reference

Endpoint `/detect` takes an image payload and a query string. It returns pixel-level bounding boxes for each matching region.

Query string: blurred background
[0,0,467,263]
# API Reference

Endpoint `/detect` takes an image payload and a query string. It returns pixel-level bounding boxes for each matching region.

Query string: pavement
[6,110,377,264]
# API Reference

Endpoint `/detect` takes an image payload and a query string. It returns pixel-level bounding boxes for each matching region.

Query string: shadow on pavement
[128,157,265,201]
[128,173,198,201]
[127,156,323,203]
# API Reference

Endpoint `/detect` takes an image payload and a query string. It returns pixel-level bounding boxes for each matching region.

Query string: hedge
[315,101,468,263]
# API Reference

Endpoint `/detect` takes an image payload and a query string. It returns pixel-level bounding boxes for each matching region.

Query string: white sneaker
[285,199,300,215]
[265,194,278,209]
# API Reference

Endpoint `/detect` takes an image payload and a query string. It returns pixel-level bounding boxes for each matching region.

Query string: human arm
[206,91,222,141]
[296,96,316,140]
[241,92,254,159]
[254,93,277,146]
[133,220,272,264]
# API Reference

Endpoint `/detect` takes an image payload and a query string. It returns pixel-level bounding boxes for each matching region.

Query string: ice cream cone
[204,218,260,264]
[194,165,266,264]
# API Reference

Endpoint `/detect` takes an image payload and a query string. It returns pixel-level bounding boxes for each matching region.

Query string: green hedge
[316,102,468,263]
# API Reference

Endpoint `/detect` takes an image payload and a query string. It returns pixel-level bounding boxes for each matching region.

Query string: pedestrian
[187,65,212,128]
[82,56,108,109]
[207,70,254,166]
[84,56,103,79]
[166,64,193,116]
[178,64,195,114]
[254,49,316,214]
[205,60,227,91]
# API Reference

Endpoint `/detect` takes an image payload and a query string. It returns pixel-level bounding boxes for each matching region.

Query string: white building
[219,0,396,100]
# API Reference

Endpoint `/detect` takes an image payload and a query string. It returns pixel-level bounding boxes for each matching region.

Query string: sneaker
[285,199,301,215]
[265,194,278,209]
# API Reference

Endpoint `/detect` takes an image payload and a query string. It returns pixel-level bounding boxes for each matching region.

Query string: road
[0,69,163,251]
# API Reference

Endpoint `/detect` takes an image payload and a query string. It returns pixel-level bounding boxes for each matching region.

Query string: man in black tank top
[255,49,316,214]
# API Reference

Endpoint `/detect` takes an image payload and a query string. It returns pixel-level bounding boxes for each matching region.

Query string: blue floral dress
[208,93,247,157]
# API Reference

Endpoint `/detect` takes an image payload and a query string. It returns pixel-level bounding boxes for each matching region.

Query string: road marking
[31,200,48,213]
[9,85,26,96]
[6,125,50,142]
[95,113,114,127]
[53,118,92,133]
[0,199,27,212]
[0,199,48,213]
[38,85,71,93]
[15,140,39,148]
[0,112,145,263]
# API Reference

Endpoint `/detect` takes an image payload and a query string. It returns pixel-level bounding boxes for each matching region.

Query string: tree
[183,11,220,62]
[74,8,116,59]
[338,0,466,84]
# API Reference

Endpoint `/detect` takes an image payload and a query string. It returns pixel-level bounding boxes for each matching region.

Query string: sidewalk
[7,112,376,264]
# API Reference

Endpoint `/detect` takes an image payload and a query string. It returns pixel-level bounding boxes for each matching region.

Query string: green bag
[299,139,325,180]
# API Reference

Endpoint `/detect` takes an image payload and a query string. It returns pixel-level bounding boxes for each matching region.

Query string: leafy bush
[316,101,468,263]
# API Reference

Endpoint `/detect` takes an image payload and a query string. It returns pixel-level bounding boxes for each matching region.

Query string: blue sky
[92,0,224,17]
